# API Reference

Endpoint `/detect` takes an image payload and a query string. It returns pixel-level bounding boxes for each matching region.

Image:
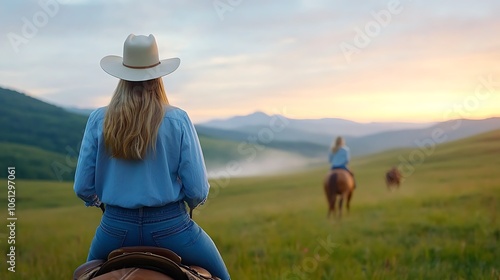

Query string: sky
[1,0,499,123]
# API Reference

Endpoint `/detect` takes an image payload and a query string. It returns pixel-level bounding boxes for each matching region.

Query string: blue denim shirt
[73,106,209,209]
[329,146,350,169]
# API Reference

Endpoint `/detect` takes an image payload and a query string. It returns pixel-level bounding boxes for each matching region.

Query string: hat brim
[100,56,180,82]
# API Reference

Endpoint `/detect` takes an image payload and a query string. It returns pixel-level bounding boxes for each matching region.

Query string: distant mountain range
[200,111,435,138]
[1,86,499,180]
[198,112,500,157]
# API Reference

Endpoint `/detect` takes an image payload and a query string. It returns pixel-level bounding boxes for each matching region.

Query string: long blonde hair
[331,136,345,154]
[104,78,168,160]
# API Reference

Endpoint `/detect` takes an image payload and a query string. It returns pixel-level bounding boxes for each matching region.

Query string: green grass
[1,130,500,279]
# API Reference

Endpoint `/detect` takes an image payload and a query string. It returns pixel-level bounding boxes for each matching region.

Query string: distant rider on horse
[329,136,356,188]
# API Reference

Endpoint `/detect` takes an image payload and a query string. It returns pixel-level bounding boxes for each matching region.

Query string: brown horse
[385,167,402,190]
[323,169,355,219]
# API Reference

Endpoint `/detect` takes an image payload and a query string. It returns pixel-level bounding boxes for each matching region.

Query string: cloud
[0,0,499,122]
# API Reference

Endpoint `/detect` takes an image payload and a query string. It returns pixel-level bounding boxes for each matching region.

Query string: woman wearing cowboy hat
[74,34,230,279]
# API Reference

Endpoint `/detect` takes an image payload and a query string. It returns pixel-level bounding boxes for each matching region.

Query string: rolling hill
[0,142,73,180]
[1,85,499,180]
[0,87,90,180]
[199,112,500,157]
[0,87,88,155]
[0,86,313,180]
[195,125,328,158]
[346,117,500,157]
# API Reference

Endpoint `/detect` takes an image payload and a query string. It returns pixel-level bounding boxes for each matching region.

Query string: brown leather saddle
[73,246,221,280]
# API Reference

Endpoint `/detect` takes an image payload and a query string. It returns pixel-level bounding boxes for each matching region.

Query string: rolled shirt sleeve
[345,147,351,164]
[178,113,210,209]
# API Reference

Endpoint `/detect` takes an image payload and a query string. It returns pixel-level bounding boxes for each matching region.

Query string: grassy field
[1,130,499,279]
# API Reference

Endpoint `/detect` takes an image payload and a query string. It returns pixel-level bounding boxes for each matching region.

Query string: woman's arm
[178,113,210,209]
[337,148,349,167]
[73,111,100,207]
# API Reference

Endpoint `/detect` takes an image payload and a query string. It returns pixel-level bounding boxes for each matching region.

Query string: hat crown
[100,33,180,81]
[122,34,160,68]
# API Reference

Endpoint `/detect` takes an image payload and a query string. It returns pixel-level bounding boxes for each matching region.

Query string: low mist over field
[1,1,499,278]
[2,86,499,180]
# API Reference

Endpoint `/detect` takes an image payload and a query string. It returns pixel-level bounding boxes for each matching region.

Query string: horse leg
[347,191,353,214]
[338,196,343,219]
[325,194,330,218]
[328,195,337,219]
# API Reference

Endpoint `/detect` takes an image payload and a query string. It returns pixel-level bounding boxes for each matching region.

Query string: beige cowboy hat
[100,34,180,82]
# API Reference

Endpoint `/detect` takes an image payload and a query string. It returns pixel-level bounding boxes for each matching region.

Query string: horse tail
[328,172,338,194]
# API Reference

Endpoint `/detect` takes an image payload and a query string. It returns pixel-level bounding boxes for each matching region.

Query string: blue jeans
[86,201,230,280]
[331,164,348,171]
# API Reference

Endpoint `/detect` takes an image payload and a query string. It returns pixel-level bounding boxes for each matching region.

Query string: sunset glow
[1,0,499,123]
